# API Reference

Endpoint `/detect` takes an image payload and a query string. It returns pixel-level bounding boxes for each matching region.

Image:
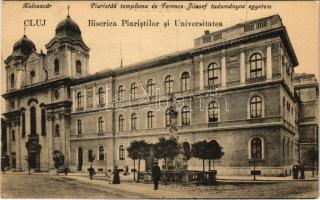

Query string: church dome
[12,35,36,57]
[54,15,83,41]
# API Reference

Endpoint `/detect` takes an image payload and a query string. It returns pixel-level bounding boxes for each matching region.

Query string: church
[2,13,318,176]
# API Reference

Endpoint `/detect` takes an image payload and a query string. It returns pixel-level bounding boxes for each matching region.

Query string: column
[266,44,272,80]
[93,86,97,109]
[16,122,22,171]
[199,54,204,90]
[66,48,71,76]
[240,49,246,84]
[83,87,87,110]
[72,90,76,111]
[105,83,109,108]
[47,116,53,169]
[221,50,227,87]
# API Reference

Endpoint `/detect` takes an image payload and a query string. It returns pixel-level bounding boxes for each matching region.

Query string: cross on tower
[67,5,70,17]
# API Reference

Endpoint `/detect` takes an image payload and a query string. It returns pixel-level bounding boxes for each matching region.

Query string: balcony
[248,118,263,124]
[246,76,266,84]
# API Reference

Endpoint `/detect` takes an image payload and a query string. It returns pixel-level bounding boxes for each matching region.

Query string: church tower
[4,34,36,91]
[45,13,90,80]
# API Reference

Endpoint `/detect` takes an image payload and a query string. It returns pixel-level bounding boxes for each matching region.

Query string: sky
[1,1,319,98]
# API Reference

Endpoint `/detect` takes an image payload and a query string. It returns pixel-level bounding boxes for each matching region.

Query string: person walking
[64,165,68,176]
[88,166,96,180]
[112,166,120,184]
[151,161,161,190]
[106,169,112,184]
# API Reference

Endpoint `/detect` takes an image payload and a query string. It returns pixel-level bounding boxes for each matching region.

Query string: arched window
[250,96,262,118]
[77,120,82,135]
[30,106,37,135]
[249,53,263,78]
[181,106,190,125]
[77,92,83,108]
[11,130,15,141]
[250,137,262,159]
[30,71,35,84]
[118,85,124,101]
[118,115,124,131]
[10,73,15,88]
[99,146,105,161]
[21,112,26,137]
[208,63,219,86]
[130,83,138,100]
[165,109,170,127]
[55,124,60,137]
[147,111,154,129]
[181,72,190,92]
[54,59,60,75]
[41,109,46,136]
[119,145,125,160]
[76,60,82,74]
[98,117,104,133]
[131,113,137,131]
[98,87,105,107]
[165,75,173,94]
[208,101,219,122]
[147,79,155,97]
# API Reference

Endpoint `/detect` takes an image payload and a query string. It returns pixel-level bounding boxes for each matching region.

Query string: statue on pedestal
[168,94,188,170]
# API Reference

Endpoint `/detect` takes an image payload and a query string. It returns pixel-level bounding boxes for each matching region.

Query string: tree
[52,150,64,174]
[207,140,224,171]
[191,140,208,173]
[127,140,151,182]
[154,137,179,169]
[191,140,224,173]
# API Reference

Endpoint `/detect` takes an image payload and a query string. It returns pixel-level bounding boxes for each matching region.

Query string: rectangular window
[87,89,93,108]
[256,20,267,29]
[244,24,254,32]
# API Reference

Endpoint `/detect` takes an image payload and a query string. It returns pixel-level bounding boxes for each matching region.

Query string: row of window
[77,137,267,164]
[54,59,82,76]
[75,95,263,134]
[74,52,266,109]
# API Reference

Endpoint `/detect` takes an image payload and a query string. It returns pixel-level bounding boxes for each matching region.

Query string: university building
[2,14,318,176]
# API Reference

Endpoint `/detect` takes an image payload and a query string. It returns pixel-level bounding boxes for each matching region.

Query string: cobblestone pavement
[1,174,131,198]
[1,173,319,199]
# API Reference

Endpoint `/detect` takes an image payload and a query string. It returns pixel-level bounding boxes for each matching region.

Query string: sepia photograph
[1,0,319,198]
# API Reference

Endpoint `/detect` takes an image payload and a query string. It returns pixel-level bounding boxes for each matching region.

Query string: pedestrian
[112,166,120,184]
[64,165,68,175]
[300,164,305,180]
[151,161,161,190]
[88,166,96,180]
[292,165,298,179]
[106,169,112,184]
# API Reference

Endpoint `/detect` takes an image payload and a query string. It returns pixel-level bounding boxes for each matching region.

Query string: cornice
[2,77,72,99]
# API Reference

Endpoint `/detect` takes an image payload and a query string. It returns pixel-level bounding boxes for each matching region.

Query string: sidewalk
[67,175,194,198]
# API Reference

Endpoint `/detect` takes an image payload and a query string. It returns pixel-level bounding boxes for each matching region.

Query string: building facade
[2,14,318,176]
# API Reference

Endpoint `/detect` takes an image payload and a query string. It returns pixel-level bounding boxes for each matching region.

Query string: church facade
[2,14,318,176]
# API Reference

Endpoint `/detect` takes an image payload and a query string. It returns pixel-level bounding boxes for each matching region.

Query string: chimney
[204,30,210,35]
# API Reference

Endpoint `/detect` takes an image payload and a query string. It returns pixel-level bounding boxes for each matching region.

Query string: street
[1,174,127,198]
[1,173,318,198]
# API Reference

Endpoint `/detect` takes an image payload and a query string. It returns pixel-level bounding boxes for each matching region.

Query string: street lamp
[253,147,256,181]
